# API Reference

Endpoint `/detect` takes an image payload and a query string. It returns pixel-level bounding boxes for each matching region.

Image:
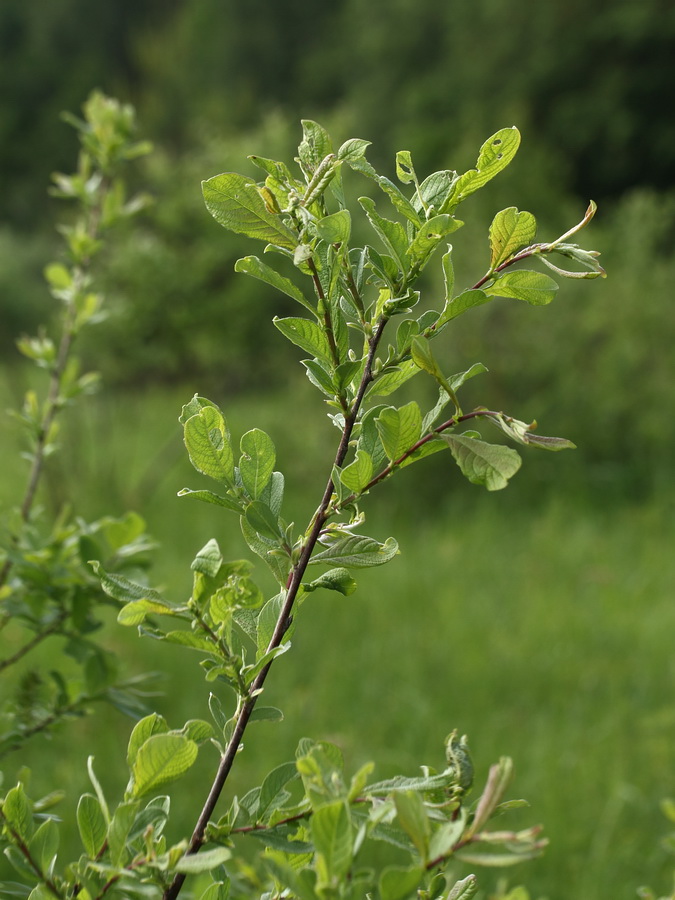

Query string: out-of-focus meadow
[1,2,674,898]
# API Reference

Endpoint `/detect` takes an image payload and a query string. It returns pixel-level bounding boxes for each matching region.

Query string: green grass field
[1,373,674,900]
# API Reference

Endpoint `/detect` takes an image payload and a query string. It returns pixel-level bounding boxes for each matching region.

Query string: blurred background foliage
[1,2,675,898]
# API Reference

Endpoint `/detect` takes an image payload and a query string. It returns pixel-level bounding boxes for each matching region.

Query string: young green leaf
[273,317,333,364]
[376,403,423,462]
[434,288,492,330]
[489,207,537,269]
[394,791,431,860]
[309,534,399,568]
[239,429,276,499]
[298,119,333,175]
[184,405,235,485]
[407,215,463,268]
[485,270,558,305]
[311,800,353,885]
[337,138,371,162]
[488,413,576,451]
[442,435,522,491]
[2,784,33,841]
[313,209,351,244]
[365,360,419,400]
[303,568,357,596]
[174,847,232,874]
[177,487,243,513]
[244,500,283,541]
[339,449,374,494]
[127,713,170,767]
[359,196,409,274]
[77,793,108,857]
[202,173,298,250]
[130,734,199,798]
[443,127,521,211]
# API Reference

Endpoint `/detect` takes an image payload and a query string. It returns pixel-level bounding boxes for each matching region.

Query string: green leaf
[240,518,288,585]
[488,413,576,451]
[198,883,230,900]
[304,568,357,596]
[415,170,457,214]
[191,538,223,578]
[435,289,491,329]
[302,357,335,397]
[407,215,463,268]
[106,801,137,867]
[428,816,466,860]
[395,150,416,184]
[256,593,285,655]
[77,793,107,857]
[162,631,214,652]
[174,847,232,874]
[339,449,374,494]
[359,196,409,274]
[2,784,33,841]
[376,402,422,462]
[249,706,284,725]
[235,256,312,312]
[28,819,59,873]
[179,394,219,425]
[379,865,425,900]
[337,138,371,162]
[258,761,299,819]
[177,487,242,512]
[484,269,558,305]
[184,405,235,485]
[127,713,169,768]
[489,207,537,269]
[398,436,446,469]
[90,562,168,606]
[117,597,176,626]
[245,500,283,541]
[443,127,521,211]
[394,791,430,860]
[366,359,419,400]
[311,800,353,885]
[442,435,522,491]
[203,173,298,250]
[130,734,199,798]
[240,429,276,499]
[298,120,333,174]
[273,317,332,364]
[314,209,351,244]
[309,534,399,568]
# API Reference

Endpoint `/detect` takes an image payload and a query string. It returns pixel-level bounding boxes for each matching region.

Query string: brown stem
[162,318,388,900]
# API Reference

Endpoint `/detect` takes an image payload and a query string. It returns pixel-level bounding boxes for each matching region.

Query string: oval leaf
[489,207,537,268]
[240,429,276,499]
[131,734,198,798]
[484,270,558,305]
[203,173,297,250]
[443,435,522,491]
[184,406,235,485]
